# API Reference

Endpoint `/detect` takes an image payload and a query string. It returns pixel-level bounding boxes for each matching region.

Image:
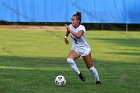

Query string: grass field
[0,29,140,93]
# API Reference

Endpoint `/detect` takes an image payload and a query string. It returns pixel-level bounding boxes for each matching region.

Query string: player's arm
[65,28,70,37]
[65,24,84,39]
[69,30,84,39]
[64,24,70,44]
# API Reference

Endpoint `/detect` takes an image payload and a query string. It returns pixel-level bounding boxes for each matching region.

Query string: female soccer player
[64,12,101,84]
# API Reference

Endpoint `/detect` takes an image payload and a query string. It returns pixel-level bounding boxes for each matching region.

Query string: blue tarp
[0,0,140,23]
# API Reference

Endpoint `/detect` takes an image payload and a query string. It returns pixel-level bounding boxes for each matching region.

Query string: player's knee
[67,58,74,64]
[67,58,76,68]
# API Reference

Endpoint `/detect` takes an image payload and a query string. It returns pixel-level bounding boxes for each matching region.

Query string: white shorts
[72,47,91,57]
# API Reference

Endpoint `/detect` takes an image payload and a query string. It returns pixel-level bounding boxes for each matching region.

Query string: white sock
[67,58,80,74]
[89,66,100,81]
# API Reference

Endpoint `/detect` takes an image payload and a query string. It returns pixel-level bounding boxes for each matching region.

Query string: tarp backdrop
[0,0,140,23]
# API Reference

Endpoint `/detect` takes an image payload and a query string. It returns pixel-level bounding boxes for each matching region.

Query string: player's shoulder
[69,24,74,29]
[79,25,85,28]
[69,24,86,31]
[78,25,86,30]
[69,24,73,27]
[79,25,86,32]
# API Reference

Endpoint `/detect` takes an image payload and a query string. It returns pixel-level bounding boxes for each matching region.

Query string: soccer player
[64,12,101,84]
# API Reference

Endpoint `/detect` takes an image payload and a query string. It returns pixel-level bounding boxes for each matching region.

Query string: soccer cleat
[78,73,85,81]
[96,81,101,85]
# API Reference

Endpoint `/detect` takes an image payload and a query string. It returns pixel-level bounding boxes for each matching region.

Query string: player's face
[71,16,79,27]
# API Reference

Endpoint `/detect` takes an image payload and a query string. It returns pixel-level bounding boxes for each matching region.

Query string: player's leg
[67,50,85,81]
[83,52,101,84]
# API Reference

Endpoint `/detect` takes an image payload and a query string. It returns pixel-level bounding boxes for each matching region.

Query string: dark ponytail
[73,12,82,24]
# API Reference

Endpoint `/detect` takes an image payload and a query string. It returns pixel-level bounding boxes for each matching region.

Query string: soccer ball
[55,75,66,86]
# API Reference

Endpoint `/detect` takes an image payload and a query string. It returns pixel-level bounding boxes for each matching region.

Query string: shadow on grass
[0,55,139,84]
[0,56,69,70]
[103,52,140,56]
[0,55,139,93]
[0,55,139,72]
[90,38,140,48]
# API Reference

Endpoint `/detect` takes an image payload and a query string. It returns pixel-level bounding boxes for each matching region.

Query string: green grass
[0,29,140,93]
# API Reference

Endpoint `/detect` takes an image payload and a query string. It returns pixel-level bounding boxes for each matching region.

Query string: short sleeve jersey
[69,24,91,50]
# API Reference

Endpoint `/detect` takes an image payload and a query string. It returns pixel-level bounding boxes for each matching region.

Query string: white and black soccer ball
[55,75,66,86]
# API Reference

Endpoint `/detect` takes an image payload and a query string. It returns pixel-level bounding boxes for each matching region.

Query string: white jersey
[69,24,91,56]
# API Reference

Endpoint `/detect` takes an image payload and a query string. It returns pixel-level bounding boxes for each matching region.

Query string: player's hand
[65,24,70,32]
[64,38,69,44]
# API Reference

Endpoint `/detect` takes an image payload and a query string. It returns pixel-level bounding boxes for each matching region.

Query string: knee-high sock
[89,66,100,81]
[67,58,80,74]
